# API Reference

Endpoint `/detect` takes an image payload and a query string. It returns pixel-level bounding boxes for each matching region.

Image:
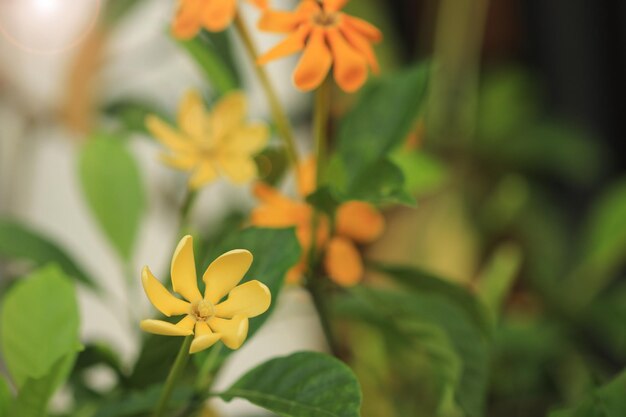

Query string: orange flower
[172,0,268,37]
[250,157,384,286]
[256,0,382,92]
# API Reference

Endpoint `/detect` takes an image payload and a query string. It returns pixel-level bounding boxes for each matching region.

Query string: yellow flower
[145,91,269,189]
[140,235,271,354]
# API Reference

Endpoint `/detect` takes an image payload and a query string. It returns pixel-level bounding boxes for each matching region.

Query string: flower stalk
[233,11,301,173]
[152,335,193,417]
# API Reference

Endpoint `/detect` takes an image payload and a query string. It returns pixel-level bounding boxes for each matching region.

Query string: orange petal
[286,262,306,284]
[324,0,349,13]
[293,27,333,92]
[326,28,368,93]
[340,23,380,74]
[324,236,363,286]
[335,201,385,243]
[247,0,268,9]
[252,183,294,205]
[257,23,311,65]
[258,10,304,33]
[297,155,317,197]
[172,0,203,40]
[343,15,382,42]
[297,0,322,15]
[201,0,236,32]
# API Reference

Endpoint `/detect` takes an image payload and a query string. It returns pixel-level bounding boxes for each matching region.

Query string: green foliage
[330,62,430,204]
[1,265,81,388]
[78,134,146,261]
[548,370,626,417]
[0,218,95,288]
[178,31,240,96]
[93,385,193,417]
[219,351,362,417]
[8,353,77,417]
[391,150,448,197]
[102,0,147,26]
[0,377,12,416]
[104,101,167,135]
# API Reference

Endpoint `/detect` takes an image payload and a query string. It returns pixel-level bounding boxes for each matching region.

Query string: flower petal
[247,0,268,9]
[203,249,253,304]
[172,0,203,39]
[257,24,311,65]
[160,152,199,171]
[141,266,190,317]
[215,280,271,318]
[335,201,385,243]
[140,319,194,336]
[190,322,221,354]
[224,123,269,155]
[188,162,219,189]
[326,28,368,92]
[178,90,206,139]
[293,27,332,92]
[211,91,247,140]
[208,315,249,349]
[171,235,202,302]
[324,0,349,13]
[201,0,236,32]
[145,116,191,153]
[258,10,304,33]
[218,154,258,184]
[177,315,197,332]
[343,15,382,42]
[252,183,293,205]
[340,23,380,74]
[297,155,317,197]
[324,236,363,286]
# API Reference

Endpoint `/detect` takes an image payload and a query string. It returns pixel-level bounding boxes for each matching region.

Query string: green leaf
[79,134,146,261]
[104,101,167,135]
[549,370,626,417]
[219,351,362,417]
[178,31,239,96]
[102,0,147,26]
[93,384,193,417]
[344,286,489,417]
[0,218,95,288]
[1,265,81,388]
[333,63,429,203]
[0,376,12,416]
[390,150,448,197]
[9,353,77,417]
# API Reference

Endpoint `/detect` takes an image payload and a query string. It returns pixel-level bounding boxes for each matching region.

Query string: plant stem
[195,343,223,392]
[233,11,300,172]
[179,189,198,235]
[152,335,193,417]
[314,76,332,186]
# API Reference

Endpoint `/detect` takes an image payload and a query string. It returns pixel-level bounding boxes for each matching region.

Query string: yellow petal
[177,315,197,332]
[224,123,269,154]
[203,249,253,304]
[210,91,247,140]
[178,90,206,139]
[190,322,221,354]
[218,154,258,184]
[214,280,271,318]
[188,162,219,189]
[208,315,249,349]
[145,115,191,152]
[140,318,194,336]
[160,152,199,171]
[171,235,202,302]
[141,266,190,317]
[324,236,364,286]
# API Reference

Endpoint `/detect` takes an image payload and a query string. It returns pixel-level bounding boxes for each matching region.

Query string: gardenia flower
[140,235,271,353]
[257,0,382,92]
[145,91,269,189]
[251,157,385,286]
[172,0,268,37]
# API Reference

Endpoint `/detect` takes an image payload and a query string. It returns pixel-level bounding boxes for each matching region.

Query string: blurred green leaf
[548,369,626,417]
[584,283,626,363]
[104,101,167,135]
[332,63,429,203]
[93,384,193,417]
[219,351,362,417]
[102,0,147,26]
[79,134,146,261]
[0,219,96,288]
[0,377,12,416]
[348,286,489,417]
[178,31,240,96]
[255,146,289,186]
[346,159,416,206]
[391,150,448,197]
[476,243,523,320]
[1,265,81,388]
[8,353,77,417]
[127,335,182,390]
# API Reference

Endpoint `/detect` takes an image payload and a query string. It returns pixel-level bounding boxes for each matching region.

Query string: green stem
[233,11,300,173]
[179,189,198,235]
[314,76,332,186]
[195,344,223,392]
[152,335,193,417]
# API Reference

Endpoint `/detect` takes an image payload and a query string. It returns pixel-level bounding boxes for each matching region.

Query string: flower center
[192,300,215,321]
[312,10,339,27]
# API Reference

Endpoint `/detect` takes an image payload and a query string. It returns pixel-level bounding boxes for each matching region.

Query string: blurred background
[0,1,625,417]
